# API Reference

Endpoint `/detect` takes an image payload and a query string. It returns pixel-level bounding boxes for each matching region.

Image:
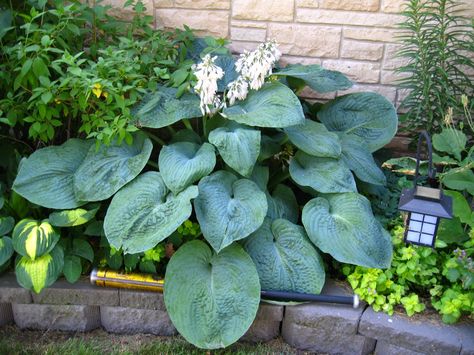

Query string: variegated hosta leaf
[164,240,260,349]
[74,133,152,202]
[194,171,267,252]
[302,193,392,268]
[208,122,261,177]
[0,216,15,236]
[15,245,64,293]
[274,64,352,93]
[319,92,398,152]
[104,172,198,254]
[132,85,201,128]
[266,185,299,223]
[289,151,356,193]
[243,218,325,293]
[0,236,13,266]
[340,134,386,186]
[159,142,216,194]
[12,139,92,209]
[222,82,305,128]
[285,119,341,158]
[48,203,100,227]
[12,219,60,260]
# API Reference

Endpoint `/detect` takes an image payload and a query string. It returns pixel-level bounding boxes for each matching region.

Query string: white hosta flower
[226,77,249,106]
[192,54,224,115]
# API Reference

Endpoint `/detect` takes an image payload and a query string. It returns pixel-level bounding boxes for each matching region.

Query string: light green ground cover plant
[1,34,399,348]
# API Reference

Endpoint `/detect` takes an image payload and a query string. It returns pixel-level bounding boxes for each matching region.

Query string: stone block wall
[102,0,473,106]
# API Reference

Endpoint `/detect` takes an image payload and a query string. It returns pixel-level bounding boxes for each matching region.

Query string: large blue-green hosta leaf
[12,219,60,260]
[15,245,64,293]
[274,64,352,93]
[302,193,392,268]
[159,142,216,194]
[0,236,13,266]
[222,82,305,128]
[194,171,267,252]
[266,185,299,223]
[164,240,260,349]
[208,122,260,177]
[244,218,325,294]
[249,165,269,191]
[340,134,386,186]
[104,172,198,254]
[48,203,100,227]
[132,86,201,128]
[74,133,152,201]
[215,55,239,92]
[319,93,397,152]
[12,139,92,209]
[0,216,14,236]
[289,151,356,193]
[285,119,341,158]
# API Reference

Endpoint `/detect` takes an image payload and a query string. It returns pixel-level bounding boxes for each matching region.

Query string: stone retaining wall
[0,274,473,354]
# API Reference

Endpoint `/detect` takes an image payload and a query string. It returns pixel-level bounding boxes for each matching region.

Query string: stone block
[0,303,13,326]
[375,340,425,355]
[381,0,407,13]
[0,273,32,304]
[319,0,380,11]
[343,27,399,43]
[381,69,407,84]
[100,306,176,335]
[337,84,397,103]
[230,40,261,54]
[119,289,165,310]
[268,23,341,58]
[32,278,119,306]
[296,0,318,8]
[323,60,380,83]
[232,0,294,22]
[280,55,322,66]
[231,27,267,42]
[383,43,407,70]
[341,40,384,61]
[241,304,283,342]
[359,307,462,355]
[13,303,100,331]
[300,86,336,100]
[174,0,230,10]
[231,20,267,29]
[297,9,403,28]
[453,321,474,355]
[156,9,229,37]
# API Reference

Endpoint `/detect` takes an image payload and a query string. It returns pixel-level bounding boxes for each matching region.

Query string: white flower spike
[192,54,224,115]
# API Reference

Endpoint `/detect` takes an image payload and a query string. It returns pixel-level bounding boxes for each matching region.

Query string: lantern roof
[398,186,453,219]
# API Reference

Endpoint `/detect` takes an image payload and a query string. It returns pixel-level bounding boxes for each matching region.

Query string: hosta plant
[12,40,397,349]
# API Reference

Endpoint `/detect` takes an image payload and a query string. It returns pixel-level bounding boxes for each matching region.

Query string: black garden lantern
[398,131,453,247]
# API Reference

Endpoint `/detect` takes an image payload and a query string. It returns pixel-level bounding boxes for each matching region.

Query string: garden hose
[90,268,359,308]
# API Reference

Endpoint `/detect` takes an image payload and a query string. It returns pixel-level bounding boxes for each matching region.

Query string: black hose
[261,290,359,308]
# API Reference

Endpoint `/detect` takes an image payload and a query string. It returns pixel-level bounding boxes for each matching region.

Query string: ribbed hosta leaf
[159,142,216,194]
[289,151,356,193]
[274,64,352,93]
[319,93,398,152]
[266,185,299,223]
[302,193,392,268]
[164,240,260,349]
[340,134,386,186]
[194,171,267,252]
[74,133,152,201]
[132,85,201,128]
[12,219,60,260]
[215,55,239,92]
[223,82,305,128]
[104,172,198,254]
[15,245,64,293]
[0,216,14,236]
[285,119,341,158]
[208,122,260,177]
[48,204,100,227]
[169,129,202,145]
[12,139,92,209]
[244,218,325,293]
[0,236,13,266]
[249,165,269,191]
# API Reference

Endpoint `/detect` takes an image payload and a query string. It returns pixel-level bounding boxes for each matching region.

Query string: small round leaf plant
[12,40,397,349]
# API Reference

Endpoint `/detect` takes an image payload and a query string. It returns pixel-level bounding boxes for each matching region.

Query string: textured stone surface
[343,27,399,43]
[0,273,32,304]
[280,55,322,66]
[32,278,119,306]
[100,306,176,335]
[232,0,294,22]
[319,0,380,11]
[359,307,462,355]
[231,27,267,42]
[323,59,381,83]
[296,0,318,7]
[297,9,403,28]
[381,0,407,13]
[383,44,407,70]
[0,303,13,326]
[268,23,341,57]
[341,40,384,61]
[375,341,425,355]
[155,9,229,37]
[13,304,100,331]
[241,304,283,342]
[381,69,407,84]
[119,289,165,310]
[453,321,474,355]
[174,0,230,9]
[231,20,267,29]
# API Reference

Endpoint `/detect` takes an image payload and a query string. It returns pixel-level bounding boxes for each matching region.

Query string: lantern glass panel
[420,233,434,245]
[411,213,424,221]
[405,213,439,246]
[424,215,437,224]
